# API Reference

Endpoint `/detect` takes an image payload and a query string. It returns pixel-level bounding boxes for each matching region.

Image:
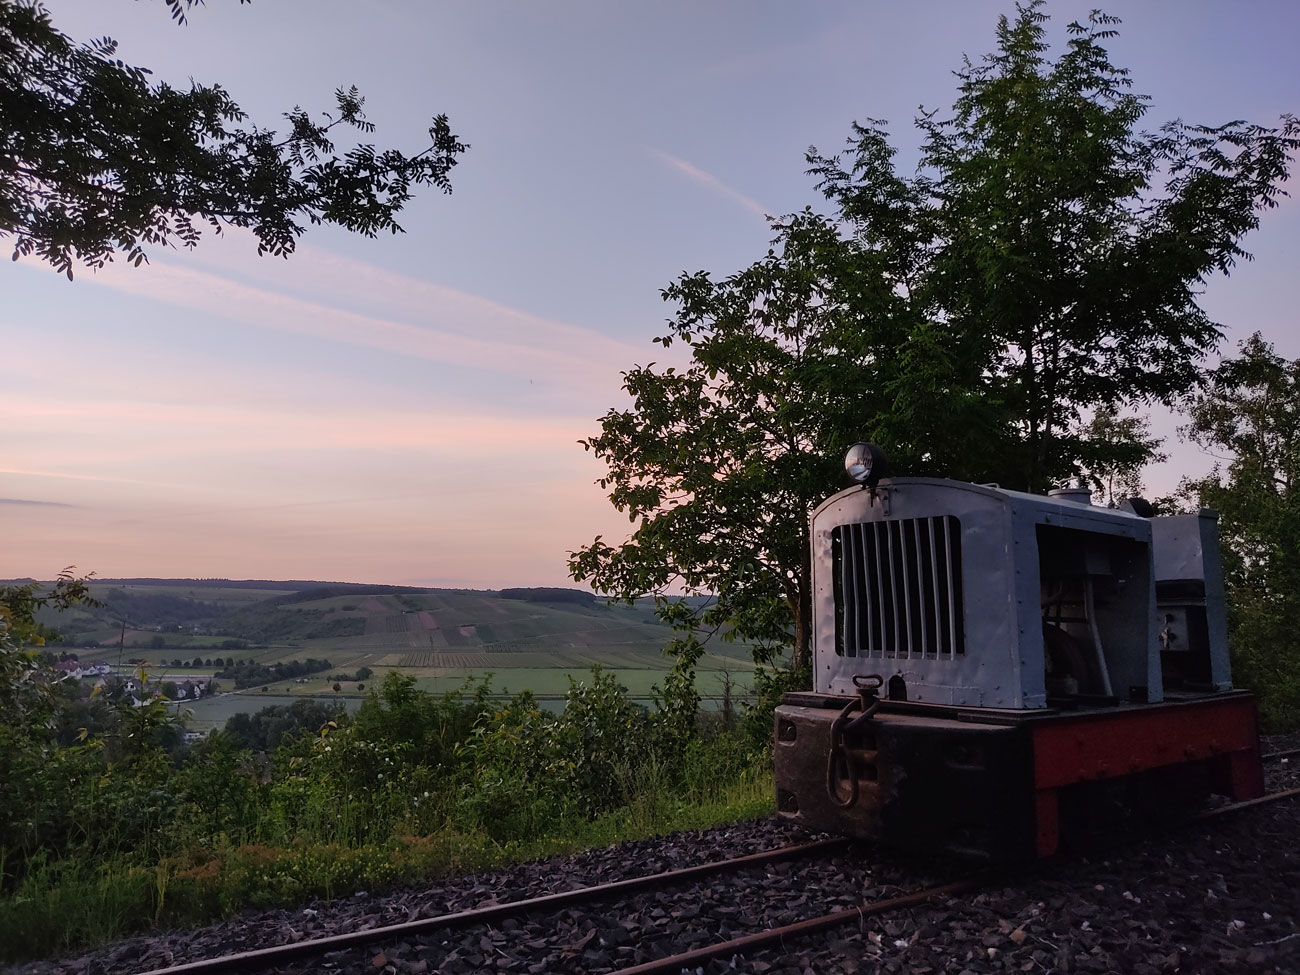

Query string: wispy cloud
[17,228,650,396]
[0,392,593,456]
[0,467,154,485]
[78,259,631,391]
[3,232,647,587]
[651,149,770,221]
[181,232,647,363]
[0,497,75,507]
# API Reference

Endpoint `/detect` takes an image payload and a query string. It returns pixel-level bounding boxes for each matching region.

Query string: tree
[0,568,95,733]
[809,4,1297,492]
[1077,406,1167,507]
[1181,333,1300,727]
[221,697,341,752]
[569,211,927,672]
[1,0,467,277]
[571,4,1297,673]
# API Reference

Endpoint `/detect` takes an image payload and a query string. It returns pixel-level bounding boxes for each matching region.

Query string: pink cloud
[3,237,656,587]
[80,259,628,391]
[178,230,648,363]
[0,450,633,588]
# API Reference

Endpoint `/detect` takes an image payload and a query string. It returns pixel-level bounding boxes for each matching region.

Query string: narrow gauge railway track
[614,785,1300,975]
[139,838,853,975]
[134,786,1300,975]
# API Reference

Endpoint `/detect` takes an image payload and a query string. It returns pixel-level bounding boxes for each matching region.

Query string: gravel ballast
[7,736,1299,975]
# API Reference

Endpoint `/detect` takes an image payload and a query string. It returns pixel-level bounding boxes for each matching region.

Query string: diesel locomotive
[773,444,1263,861]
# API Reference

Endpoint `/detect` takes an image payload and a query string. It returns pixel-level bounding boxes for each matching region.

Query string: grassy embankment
[2,764,774,962]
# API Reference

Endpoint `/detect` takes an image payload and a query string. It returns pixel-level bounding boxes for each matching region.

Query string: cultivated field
[36,579,772,731]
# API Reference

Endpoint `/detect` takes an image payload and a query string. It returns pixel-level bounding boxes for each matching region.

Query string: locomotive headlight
[845,442,889,487]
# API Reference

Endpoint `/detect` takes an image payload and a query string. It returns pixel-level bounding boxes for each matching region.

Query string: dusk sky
[4,1,1297,588]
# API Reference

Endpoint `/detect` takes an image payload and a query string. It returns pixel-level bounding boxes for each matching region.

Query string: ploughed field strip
[18,749,1299,975]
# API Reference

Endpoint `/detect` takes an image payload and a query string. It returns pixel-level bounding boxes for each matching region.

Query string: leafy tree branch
[0,0,467,277]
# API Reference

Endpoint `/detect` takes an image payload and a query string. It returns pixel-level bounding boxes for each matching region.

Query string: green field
[31,579,773,731]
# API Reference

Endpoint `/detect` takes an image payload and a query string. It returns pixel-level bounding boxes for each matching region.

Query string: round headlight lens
[844,442,888,486]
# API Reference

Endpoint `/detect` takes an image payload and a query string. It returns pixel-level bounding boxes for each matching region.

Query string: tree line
[215,657,333,689]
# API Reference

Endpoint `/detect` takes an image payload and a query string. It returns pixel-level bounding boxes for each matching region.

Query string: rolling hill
[21,579,766,728]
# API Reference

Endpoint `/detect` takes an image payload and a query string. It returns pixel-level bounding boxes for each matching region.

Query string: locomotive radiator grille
[832,516,965,658]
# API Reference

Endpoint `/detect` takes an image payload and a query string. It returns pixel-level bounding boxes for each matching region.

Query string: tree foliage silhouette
[0,0,466,277]
[1181,334,1300,726]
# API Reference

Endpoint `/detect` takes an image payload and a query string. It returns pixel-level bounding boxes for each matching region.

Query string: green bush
[740,663,811,752]
[1231,603,1300,731]
[0,663,778,963]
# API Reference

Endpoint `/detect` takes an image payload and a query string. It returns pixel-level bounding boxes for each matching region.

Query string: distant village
[55,657,216,699]
[53,655,218,744]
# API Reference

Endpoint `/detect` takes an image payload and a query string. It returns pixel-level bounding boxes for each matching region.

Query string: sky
[3,0,1298,588]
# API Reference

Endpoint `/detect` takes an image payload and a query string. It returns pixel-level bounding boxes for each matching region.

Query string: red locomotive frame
[775,690,1263,861]
[1028,693,1262,856]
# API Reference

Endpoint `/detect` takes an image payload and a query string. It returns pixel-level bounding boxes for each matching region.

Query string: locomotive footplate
[774,690,1263,862]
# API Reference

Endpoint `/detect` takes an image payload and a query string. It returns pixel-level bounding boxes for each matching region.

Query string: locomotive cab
[773,447,1263,861]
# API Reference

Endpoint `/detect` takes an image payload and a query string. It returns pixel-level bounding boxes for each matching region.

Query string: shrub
[0,659,778,962]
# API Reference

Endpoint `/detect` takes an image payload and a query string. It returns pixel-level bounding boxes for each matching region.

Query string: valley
[39,579,764,729]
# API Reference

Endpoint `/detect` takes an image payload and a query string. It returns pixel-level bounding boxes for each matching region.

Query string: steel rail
[607,879,981,975]
[610,788,1300,975]
[137,837,850,975]
[136,789,1300,975]
[1193,786,1300,820]
[1261,747,1300,762]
